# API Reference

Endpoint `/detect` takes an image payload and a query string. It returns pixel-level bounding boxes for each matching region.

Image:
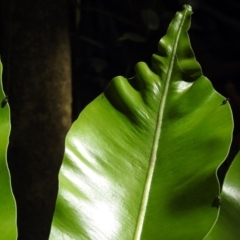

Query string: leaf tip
[182,4,193,12]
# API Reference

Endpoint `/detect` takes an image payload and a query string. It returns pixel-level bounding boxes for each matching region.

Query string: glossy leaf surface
[205,152,240,240]
[0,61,17,239]
[50,5,233,240]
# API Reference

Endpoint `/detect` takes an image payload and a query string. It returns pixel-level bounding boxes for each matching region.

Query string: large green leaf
[204,152,240,240]
[0,61,17,239]
[50,5,233,239]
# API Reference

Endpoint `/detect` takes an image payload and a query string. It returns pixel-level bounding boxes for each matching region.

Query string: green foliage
[50,5,233,239]
[0,61,17,239]
[1,4,240,240]
[205,152,240,239]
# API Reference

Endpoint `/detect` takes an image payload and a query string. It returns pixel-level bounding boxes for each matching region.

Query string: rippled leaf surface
[50,5,233,240]
[0,61,17,239]
[205,152,240,240]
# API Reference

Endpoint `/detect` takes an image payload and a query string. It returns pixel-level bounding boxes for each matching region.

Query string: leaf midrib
[133,9,188,240]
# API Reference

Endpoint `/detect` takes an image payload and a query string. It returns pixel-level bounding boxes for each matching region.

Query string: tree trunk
[4,0,72,239]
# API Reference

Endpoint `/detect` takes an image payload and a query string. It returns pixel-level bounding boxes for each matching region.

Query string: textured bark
[5,0,72,239]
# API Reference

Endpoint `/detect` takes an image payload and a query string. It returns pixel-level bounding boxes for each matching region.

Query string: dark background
[1,0,240,239]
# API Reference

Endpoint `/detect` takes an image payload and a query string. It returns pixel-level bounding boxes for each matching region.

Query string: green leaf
[204,152,240,240]
[50,5,233,239]
[0,61,17,239]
